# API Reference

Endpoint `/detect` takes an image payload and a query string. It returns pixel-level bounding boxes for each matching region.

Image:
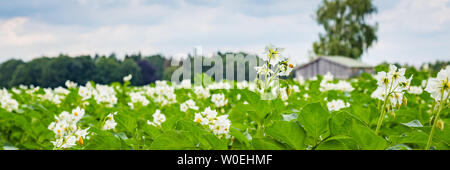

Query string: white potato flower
[0,89,19,112]
[48,107,90,149]
[147,110,166,127]
[193,86,210,99]
[176,79,192,89]
[207,82,232,90]
[371,65,412,107]
[264,44,285,66]
[236,81,248,89]
[408,86,423,95]
[319,72,354,92]
[425,67,450,101]
[327,99,350,112]
[278,60,295,77]
[194,113,208,125]
[279,87,289,101]
[211,93,228,107]
[145,82,177,106]
[65,80,78,89]
[194,107,231,138]
[102,112,118,130]
[129,91,150,107]
[180,103,188,112]
[180,99,199,112]
[255,65,273,76]
[123,74,132,82]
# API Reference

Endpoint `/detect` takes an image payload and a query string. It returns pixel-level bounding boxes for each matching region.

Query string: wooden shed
[295,56,374,79]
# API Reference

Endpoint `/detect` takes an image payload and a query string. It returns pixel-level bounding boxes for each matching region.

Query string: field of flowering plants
[0,46,449,150]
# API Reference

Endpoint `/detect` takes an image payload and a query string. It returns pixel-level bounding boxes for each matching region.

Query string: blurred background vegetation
[0,52,448,88]
[0,52,269,88]
[0,0,448,88]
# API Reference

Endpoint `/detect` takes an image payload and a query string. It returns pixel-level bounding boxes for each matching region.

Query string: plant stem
[375,92,391,135]
[256,123,263,137]
[426,91,445,150]
[375,103,386,135]
[375,80,395,135]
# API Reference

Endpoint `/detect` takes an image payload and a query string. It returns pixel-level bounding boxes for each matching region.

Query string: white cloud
[0,0,448,66]
[0,17,55,46]
[376,0,450,33]
[0,1,320,64]
[0,17,161,61]
[363,0,450,66]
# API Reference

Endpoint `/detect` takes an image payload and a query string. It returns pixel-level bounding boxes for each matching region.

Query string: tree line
[0,53,169,88]
[0,52,273,88]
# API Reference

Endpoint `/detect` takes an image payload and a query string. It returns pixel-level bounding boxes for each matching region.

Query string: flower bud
[389,111,395,118]
[384,105,390,113]
[437,119,444,130]
[78,137,84,145]
[396,103,401,109]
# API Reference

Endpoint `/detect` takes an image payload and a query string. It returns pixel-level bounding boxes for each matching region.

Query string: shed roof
[322,56,372,68]
[296,56,372,70]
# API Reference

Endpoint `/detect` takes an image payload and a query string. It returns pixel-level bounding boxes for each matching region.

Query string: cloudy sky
[0,0,449,66]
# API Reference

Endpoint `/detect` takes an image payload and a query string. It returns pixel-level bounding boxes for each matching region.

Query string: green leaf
[350,123,387,150]
[389,131,429,145]
[241,90,270,124]
[251,138,287,150]
[315,135,357,150]
[298,103,330,142]
[176,121,227,150]
[266,120,306,150]
[230,128,251,149]
[149,130,198,150]
[329,111,354,136]
[85,128,125,150]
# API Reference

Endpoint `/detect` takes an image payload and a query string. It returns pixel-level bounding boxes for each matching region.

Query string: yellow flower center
[78,137,84,145]
[268,48,278,57]
[393,73,399,79]
[382,77,389,84]
[443,79,450,90]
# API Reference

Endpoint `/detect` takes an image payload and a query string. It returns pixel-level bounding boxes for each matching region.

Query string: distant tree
[145,54,166,80]
[93,56,122,84]
[9,64,32,86]
[313,0,378,59]
[137,59,157,85]
[10,58,51,86]
[70,55,97,85]
[40,55,72,87]
[162,66,179,81]
[126,52,142,62]
[120,58,143,85]
[0,59,24,87]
